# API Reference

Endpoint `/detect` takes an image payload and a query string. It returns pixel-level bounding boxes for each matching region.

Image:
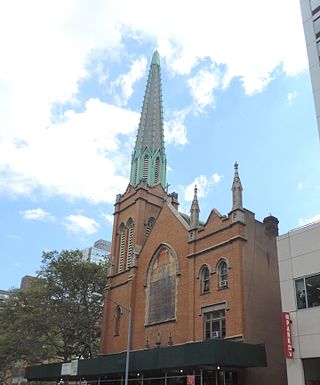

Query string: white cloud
[188,66,223,111]
[0,99,139,203]
[117,0,306,93]
[298,182,304,190]
[288,91,298,105]
[0,0,307,204]
[102,214,114,224]
[111,57,147,106]
[164,107,191,145]
[63,214,100,235]
[184,173,223,201]
[20,208,55,222]
[298,214,320,227]
[212,173,223,184]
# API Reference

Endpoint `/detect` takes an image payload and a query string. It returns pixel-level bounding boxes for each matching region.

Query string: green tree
[0,249,109,382]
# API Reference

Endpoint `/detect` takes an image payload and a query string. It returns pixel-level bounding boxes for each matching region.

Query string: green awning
[26,339,267,381]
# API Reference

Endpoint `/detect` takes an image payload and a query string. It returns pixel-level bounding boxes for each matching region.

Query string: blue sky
[1,0,319,290]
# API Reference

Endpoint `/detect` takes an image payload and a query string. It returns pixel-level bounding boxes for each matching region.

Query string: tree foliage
[0,249,109,382]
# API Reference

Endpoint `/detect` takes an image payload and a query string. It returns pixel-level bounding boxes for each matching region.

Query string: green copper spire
[130,51,166,188]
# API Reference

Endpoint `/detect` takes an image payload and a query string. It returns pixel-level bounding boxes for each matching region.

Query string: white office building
[300,0,320,139]
[277,220,320,385]
[82,239,111,263]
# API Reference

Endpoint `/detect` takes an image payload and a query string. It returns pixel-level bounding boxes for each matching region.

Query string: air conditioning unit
[211,331,220,339]
[220,280,228,288]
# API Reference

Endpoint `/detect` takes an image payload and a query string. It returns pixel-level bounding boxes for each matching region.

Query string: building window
[203,304,226,340]
[147,245,178,324]
[295,273,320,309]
[217,260,228,288]
[114,305,122,336]
[314,16,320,36]
[200,266,210,294]
[311,0,320,13]
[118,223,126,273]
[126,219,134,269]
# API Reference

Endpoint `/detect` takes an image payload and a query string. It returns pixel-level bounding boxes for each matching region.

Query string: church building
[99,51,286,385]
[25,51,287,385]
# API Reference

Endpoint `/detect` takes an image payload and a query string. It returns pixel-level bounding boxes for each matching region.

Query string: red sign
[281,312,293,358]
[187,375,195,385]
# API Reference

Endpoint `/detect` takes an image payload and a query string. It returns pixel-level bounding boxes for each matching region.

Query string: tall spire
[190,185,200,228]
[130,50,166,188]
[232,161,243,210]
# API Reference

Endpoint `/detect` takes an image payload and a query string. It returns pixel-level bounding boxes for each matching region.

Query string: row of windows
[200,260,229,294]
[118,217,155,273]
[115,243,229,341]
[295,272,320,310]
[113,302,227,341]
[132,155,161,185]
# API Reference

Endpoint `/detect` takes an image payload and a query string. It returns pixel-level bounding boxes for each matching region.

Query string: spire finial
[151,50,160,66]
[190,184,200,228]
[232,161,243,210]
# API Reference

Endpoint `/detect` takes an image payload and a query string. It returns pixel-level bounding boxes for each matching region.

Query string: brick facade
[100,182,287,385]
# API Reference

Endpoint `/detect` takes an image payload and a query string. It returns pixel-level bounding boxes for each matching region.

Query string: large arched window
[146,245,179,324]
[126,218,134,269]
[114,305,122,336]
[200,265,210,294]
[217,260,228,288]
[118,223,126,273]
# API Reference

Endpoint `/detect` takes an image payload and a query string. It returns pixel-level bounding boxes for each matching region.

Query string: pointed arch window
[114,305,122,336]
[146,217,155,238]
[154,157,160,184]
[143,155,149,180]
[147,245,178,324]
[200,266,210,294]
[118,223,126,273]
[126,219,134,269]
[217,260,228,288]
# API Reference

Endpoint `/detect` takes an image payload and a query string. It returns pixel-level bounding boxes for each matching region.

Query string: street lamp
[93,292,132,385]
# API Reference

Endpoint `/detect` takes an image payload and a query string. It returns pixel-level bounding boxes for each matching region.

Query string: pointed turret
[232,161,243,210]
[190,185,200,228]
[130,50,166,188]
